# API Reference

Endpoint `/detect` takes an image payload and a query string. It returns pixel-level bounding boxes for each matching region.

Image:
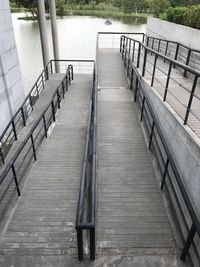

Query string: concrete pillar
[49,0,60,72]
[37,0,50,67]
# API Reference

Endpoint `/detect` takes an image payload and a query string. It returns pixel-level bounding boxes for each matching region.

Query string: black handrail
[120,35,200,135]
[0,60,61,166]
[76,60,97,261]
[0,65,73,209]
[143,34,200,76]
[121,40,200,264]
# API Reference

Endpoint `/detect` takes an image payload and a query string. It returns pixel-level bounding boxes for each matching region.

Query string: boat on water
[105,19,112,25]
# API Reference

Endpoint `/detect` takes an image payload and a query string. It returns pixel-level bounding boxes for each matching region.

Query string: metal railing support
[184,75,198,125]
[12,165,21,196]
[164,62,172,101]
[151,54,158,87]
[180,223,196,261]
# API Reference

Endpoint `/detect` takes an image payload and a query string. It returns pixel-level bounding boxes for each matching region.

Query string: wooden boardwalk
[0,73,65,171]
[0,74,92,265]
[96,49,184,261]
[0,50,191,266]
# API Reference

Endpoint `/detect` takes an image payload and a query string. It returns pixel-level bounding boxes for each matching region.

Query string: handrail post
[151,54,158,87]
[50,60,53,74]
[130,67,134,90]
[90,228,95,260]
[21,107,26,126]
[149,121,155,149]
[184,49,191,77]
[30,134,37,161]
[140,96,145,121]
[184,75,198,125]
[134,78,139,102]
[0,147,5,164]
[161,158,169,190]
[12,165,21,196]
[164,41,169,62]
[142,47,147,77]
[45,65,49,81]
[180,223,196,261]
[11,120,17,140]
[137,43,141,68]
[51,101,56,122]
[77,229,83,261]
[132,41,135,63]
[57,90,61,109]
[164,62,172,101]
[43,115,47,138]
[173,43,179,68]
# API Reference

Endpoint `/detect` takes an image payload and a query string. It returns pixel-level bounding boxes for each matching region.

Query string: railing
[0,65,73,223]
[98,32,144,49]
[120,35,200,137]
[144,34,200,76]
[121,38,200,265]
[75,59,97,261]
[0,60,76,166]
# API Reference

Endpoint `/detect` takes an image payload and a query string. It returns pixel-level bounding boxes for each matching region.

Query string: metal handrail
[0,61,56,165]
[120,35,200,133]
[0,65,73,203]
[143,34,200,76]
[122,39,200,264]
[76,59,97,261]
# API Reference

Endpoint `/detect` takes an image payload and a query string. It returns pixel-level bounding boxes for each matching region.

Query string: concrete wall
[146,17,200,72]
[146,17,200,50]
[135,68,200,222]
[0,0,25,136]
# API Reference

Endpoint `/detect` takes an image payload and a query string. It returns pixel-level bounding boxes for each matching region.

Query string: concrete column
[37,0,50,67]
[49,0,60,72]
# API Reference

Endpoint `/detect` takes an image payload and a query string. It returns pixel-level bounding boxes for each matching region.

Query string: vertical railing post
[57,90,61,109]
[142,48,147,77]
[12,165,21,196]
[132,41,135,63]
[45,65,49,81]
[0,147,5,164]
[77,229,83,261]
[164,41,169,62]
[36,83,39,99]
[137,43,141,68]
[163,62,172,101]
[90,228,95,260]
[43,115,47,138]
[134,78,139,102]
[21,107,26,126]
[130,68,134,90]
[30,134,37,161]
[50,60,53,74]
[161,158,169,190]
[173,43,179,68]
[184,75,198,125]
[184,50,191,77]
[158,40,161,52]
[12,120,17,140]
[140,96,145,121]
[180,223,196,261]
[149,121,155,149]
[151,54,158,87]
[51,101,56,122]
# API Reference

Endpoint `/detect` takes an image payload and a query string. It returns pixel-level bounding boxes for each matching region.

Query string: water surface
[12,14,147,94]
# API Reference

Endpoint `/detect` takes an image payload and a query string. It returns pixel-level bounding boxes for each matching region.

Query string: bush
[186,5,200,29]
[162,5,200,30]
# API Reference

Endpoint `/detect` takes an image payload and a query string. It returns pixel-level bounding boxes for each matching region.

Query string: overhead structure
[37,0,50,68]
[49,0,60,72]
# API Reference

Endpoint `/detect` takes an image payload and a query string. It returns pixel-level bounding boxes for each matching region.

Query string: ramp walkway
[96,49,182,263]
[0,74,92,264]
[0,73,65,170]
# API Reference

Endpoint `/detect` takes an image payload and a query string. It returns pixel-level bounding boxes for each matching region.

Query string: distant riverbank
[11,7,150,21]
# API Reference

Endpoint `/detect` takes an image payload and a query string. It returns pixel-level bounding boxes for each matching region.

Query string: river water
[11,13,147,94]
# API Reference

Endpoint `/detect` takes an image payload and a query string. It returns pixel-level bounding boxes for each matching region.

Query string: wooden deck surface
[97,49,179,256]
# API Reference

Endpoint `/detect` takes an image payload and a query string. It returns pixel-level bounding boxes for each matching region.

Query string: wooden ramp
[97,49,181,259]
[0,74,92,264]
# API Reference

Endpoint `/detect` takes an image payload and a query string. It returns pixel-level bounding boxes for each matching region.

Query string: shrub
[162,5,200,30]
